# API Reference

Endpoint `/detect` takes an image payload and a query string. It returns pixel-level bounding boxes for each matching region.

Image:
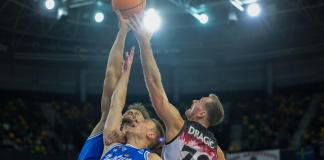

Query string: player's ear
[146,132,156,140]
[197,111,206,118]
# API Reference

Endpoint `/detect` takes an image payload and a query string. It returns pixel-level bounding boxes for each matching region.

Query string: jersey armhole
[87,131,103,140]
[165,121,187,145]
[106,143,122,152]
[144,151,150,160]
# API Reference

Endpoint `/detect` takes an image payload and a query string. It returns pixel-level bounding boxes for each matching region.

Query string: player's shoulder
[101,143,124,159]
[108,142,123,146]
[147,152,162,160]
[216,145,225,160]
[105,142,123,151]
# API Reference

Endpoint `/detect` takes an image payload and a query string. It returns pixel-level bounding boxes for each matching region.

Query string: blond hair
[205,94,224,126]
[149,119,165,150]
[128,103,150,119]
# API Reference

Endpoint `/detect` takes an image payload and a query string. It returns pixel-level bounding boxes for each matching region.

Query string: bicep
[149,84,183,125]
[145,74,184,137]
[103,107,122,144]
[104,106,122,128]
[103,130,124,146]
[152,99,183,128]
[216,146,225,160]
[152,99,184,142]
[100,73,118,111]
[148,153,162,160]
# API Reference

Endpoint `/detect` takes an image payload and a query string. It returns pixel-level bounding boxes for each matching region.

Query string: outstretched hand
[115,10,130,31]
[128,14,152,42]
[122,46,135,73]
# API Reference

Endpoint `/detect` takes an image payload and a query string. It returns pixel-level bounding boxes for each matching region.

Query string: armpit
[104,131,126,146]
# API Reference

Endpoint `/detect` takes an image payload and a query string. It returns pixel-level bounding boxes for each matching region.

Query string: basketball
[112,0,146,17]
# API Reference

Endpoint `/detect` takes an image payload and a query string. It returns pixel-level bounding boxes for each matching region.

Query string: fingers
[148,32,153,40]
[122,60,126,70]
[134,14,142,27]
[115,10,121,16]
[123,46,136,71]
[128,16,139,31]
[115,10,123,19]
[139,11,144,19]
[127,47,135,64]
[127,22,136,32]
[133,14,143,30]
[129,13,144,30]
[125,51,129,59]
[123,51,129,70]
[127,14,152,41]
[130,46,135,57]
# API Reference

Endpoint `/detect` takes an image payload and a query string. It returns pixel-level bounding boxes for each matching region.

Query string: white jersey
[162,121,218,160]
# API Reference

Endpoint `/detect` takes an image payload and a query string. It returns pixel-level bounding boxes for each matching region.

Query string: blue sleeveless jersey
[78,132,104,160]
[101,143,150,160]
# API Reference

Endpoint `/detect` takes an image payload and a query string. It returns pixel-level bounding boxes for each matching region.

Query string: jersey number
[181,145,209,160]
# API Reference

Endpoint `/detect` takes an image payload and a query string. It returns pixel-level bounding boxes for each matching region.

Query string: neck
[126,134,148,149]
[192,119,209,128]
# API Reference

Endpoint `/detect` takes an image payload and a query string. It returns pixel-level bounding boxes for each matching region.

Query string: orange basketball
[112,0,146,17]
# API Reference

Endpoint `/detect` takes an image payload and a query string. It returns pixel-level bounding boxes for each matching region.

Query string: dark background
[0,0,323,159]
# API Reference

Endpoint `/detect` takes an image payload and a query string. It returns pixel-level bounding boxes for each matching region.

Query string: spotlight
[45,0,55,10]
[228,12,238,21]
[97,1,103,6]
[193,13,209,24]
[57,7,68,19]
[198,13,209,24]
[247,3,261,17]
[143,8,161,33]
[94,11,104,23]
[230,0,244,12]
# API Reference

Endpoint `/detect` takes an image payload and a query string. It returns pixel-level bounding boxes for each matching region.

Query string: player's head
[148,119,165,150]
[126,118,165,149]
[122,103,150,126]
[185,94,224,127]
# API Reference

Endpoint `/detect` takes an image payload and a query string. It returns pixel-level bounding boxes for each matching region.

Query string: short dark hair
[205,94,224,126]
[149,119,165,150]
[128,103,150,119]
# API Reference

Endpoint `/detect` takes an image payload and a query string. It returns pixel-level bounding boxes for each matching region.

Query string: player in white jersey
[129,15,226,160]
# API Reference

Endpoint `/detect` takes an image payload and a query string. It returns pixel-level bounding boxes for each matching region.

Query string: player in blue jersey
[78,10,152,160]
[100,45,163,160]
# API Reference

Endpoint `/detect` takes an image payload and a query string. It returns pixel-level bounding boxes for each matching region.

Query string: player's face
[127,119,156,136]
[185,97,209,120]
[122,109,145,125]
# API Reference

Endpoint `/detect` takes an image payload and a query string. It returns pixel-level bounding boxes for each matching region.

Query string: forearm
[103,72,130,140]
[139,40,163,94]
[106,29,128,76]
[102,30,127,98]
[109,72,131,111]
[100,29,128,115]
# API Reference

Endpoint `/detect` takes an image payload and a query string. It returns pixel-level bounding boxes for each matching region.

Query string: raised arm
[103,47,135,146]
[129,16,184,142]
[91,11,129,136]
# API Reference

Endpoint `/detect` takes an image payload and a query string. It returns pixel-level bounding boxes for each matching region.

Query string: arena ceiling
[0,0,324,95]
[0,0,324,64]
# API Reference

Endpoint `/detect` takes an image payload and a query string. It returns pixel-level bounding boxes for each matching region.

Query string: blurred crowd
[0,91,323,158]
[0,97,94,155]
[303,100,324,158]
[236,93,311,151]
